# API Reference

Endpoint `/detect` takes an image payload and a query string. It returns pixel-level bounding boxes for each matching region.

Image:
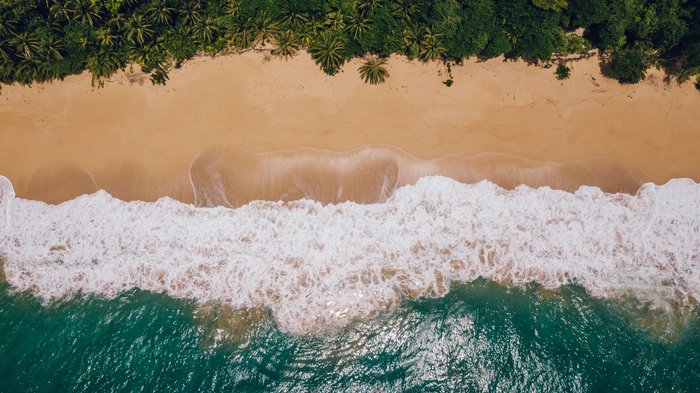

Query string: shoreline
[1,52,699,205]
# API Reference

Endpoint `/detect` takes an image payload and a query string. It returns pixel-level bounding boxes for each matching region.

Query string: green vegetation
[0,0,698,90]
[358,55,389,84]
[605,47,649,84]
[309,30,346,75]
[555,62,570,79]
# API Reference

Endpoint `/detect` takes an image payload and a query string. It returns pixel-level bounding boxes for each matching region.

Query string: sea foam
[0,175,698,334]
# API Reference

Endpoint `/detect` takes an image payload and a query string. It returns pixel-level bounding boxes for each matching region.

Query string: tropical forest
[0,0,699,89]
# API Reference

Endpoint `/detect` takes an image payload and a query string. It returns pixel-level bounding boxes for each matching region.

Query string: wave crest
[1,176,698,334]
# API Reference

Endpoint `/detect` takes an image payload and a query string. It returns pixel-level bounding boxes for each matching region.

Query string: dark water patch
[1,281,698,392]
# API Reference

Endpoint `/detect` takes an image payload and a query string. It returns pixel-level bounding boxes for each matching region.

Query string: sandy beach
[1,52,699,205]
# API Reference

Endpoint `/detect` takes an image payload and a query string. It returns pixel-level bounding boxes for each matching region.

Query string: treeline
[0,0,699,89]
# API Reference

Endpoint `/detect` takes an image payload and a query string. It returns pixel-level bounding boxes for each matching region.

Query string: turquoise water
[1,280,698,392]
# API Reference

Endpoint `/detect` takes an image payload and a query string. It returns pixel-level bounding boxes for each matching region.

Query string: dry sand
[1,52,699,205]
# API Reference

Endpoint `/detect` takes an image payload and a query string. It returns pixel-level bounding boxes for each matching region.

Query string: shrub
[555,62,571,79]
[606,48,649,84]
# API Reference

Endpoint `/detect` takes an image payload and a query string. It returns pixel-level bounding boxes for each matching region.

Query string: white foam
[1,175,699,334]
[0,176,15,231]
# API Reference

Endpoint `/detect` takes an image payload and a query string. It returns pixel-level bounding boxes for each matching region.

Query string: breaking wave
[0,175,698,334]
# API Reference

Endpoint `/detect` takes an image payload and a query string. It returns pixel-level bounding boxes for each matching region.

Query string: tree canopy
[0,0,698,88]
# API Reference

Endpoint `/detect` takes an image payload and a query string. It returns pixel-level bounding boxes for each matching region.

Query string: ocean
[1,174,699,391]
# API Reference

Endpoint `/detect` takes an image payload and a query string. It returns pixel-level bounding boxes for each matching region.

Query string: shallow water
[189,146,645,207]
[0,281,698,392]
[17,146,645,205]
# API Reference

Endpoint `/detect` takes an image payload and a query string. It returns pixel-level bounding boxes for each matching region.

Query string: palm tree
[109,14,127,30]
[179,1,203,26]
[39,35,64,61]
[225,0,241,16]
[390,0,418,22]
[11,32,40,59]
[126,15,153,45]
[48,1,71,22]
[0,39,11,61]
[68,0,101,26]
[87,50,120,87]
[195,16,218,44]
[358,56,389,84]
[127,42,167,76]
[299,17,323,48]
[356,0,380,17]
[35,60,57,82]
[0,18,17,36]
[127,46,155,66]
[308,31,345,75]
[15,58,41,84]
[96,27,118,47]
[149,64,170,85]
[247,11,279,46]
[147,0,175,25]
[324,11,345,30]
[42,14,64,34]
[279,2,308,30]
[419,29,445,61]
[402,26,421,58]
[231,27,254,49]
[272,30,299,59]
[345,11,370,39]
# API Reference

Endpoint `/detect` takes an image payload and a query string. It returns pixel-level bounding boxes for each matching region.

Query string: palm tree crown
[148,0,175,25]
[11,32,40,59]
[358,56,390,84]
[69,0,101,26]
[345,11,370,39]
[272,30,299,59]
[419,29,445,61]
[308,31,346,75]
[247,11,279,46]
[126,15,153,45]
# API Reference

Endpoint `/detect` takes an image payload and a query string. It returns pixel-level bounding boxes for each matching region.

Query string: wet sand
[1,52,699,205]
